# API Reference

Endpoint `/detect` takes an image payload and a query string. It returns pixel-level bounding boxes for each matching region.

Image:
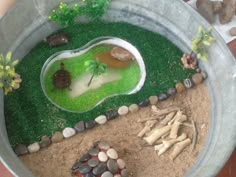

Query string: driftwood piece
[138,120,157,138]
[170,138,191,160]
[151,105,181,117]
[167,111,182,125]
[191,120,198,151]
[143,125,172,145]
[169,114,187,139]
[158,111,176,128]
[155,133,187,156]
[137,115,164,123]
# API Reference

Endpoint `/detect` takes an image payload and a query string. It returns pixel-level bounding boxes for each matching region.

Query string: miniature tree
[84,58,107,87]
[0,52,22,95]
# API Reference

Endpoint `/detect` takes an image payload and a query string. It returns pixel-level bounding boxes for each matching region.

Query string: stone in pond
[88,158,99,167]
[192,73,204,85]
[80,153,91,162]
[158,93,168,101]
[98,151,108,162]
[117,159,126,169]
[62,127,76,138]
[95,115,107,125]
[28,142,40,153]
[111,47,135,61]
[149,95,158,105]
[88,148,99,156]
[98,141,110,150]
[85,120,96,129]
[129,104,139,113]
[78,164,92,174]
[92,163,107,175]
[118,106,129,116]
[107,148,118,159]
[175,82,185,93]
[106,110,119,120]
[51,131,64,143]
[101,171,113,177]
[15,144,28,156]
[167,88,176,96]
[107,159,119,173]
[121,169,129,177]
[138,99,150,107]
[183,78,193,88]
[39,135,51,148]
[74,121,85,132]
[53,62,71,89]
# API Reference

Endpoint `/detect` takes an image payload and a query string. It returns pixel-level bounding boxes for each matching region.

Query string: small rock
[51,131,64,143]
[167,88,176,96]
[196,68,201,73]
[106,110,119,120]
[74,121,85,132]
[212,1,222,14]
[138,99,150,107]
[101,171,113,177]
[149,96,158,105]
[117,159,126,169]
[118,106,129,116]
[114,175,121,177]
[78,164,92,174]
[28,142,40,153]
[39,135,51,148]
[175,82,185,93]
[88,148,99,156]
[85,173,96,177]
[46,33,69,47]
[107,148,118,159]
[229,27,236,36]
[107,159,119,173]
[158,93,168,101]
[92,163,107,175]
[98,141,110,150]
[85,120,96,129]
[110,47,134,61]
[128,104,139,113]
[72,161,83,171]
[88,158,99,167]
[201,71,208,79]
[62,127,76,138]
[95,115,107,125]
[197,0,215,24]
[183,79,193,88]
[219,0,235,24]
[98,151,108,162]
[80,153,91,162]
[192,73,204,85]
[15,144,28,156]
[121,169,129,177]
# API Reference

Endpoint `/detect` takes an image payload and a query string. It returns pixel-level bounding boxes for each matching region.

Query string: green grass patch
[4,22,196,147]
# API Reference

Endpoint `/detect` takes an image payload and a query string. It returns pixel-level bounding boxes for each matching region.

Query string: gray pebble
[101,171,113,177]
[72,161,82,171]
[85,120,96,129]
[79,153,91,162]
[88,158,99,167]
[85,173,96,177]
[88,148,99,156]
[121,169,129,177]
[98,141,110,150]
[167,88,176,96]
[107,159,119,173]
[183,78,193,88]
[39,135,51,148]
[15,144,28,156]
[138,99,150,107]
[106,109,119,120]
[74,121,85,132]
[78,164,92,174]
[92,163,107,175]
[201,71,208,79]
[158,93,168,101]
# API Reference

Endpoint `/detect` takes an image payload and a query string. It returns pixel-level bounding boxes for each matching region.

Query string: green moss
[4,22,195,147]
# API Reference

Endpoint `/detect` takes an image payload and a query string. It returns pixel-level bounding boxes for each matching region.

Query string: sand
[20,83,210,177]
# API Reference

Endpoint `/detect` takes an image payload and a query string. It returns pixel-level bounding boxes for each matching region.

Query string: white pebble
[28,142,40,153]
[107,148,118,159]
[118,106,129,116]
[98,151,108,162]
[95,115,107,125]
[62,127,76,138]
[114,175,121,177]
[117,158,126,169]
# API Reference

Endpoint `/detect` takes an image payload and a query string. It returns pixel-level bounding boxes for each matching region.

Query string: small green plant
[84,58,107,87]
[191,26,215,61]
[48,2,81,27]
[0,52,22,95]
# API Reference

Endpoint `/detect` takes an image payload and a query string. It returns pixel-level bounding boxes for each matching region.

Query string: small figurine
[45,33,69,47]
[181,53,198,70]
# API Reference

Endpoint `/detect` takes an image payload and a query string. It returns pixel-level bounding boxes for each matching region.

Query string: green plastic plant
[48,2,81,27]
[0,52,22,95]
[191,26,215,61]
[85,58,107,87]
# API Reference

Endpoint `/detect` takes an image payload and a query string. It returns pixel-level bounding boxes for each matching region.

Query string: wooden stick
[170,138,191,160]
[158,111,176,127]
[137,120,157,138]
[169,114,187,139]
[152,106,181,117]
[191,120,197,151]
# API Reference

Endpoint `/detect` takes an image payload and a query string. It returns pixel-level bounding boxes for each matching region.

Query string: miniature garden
[1,1,214,177]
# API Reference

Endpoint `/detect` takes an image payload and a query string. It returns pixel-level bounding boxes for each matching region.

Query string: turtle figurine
[52,62,71,90]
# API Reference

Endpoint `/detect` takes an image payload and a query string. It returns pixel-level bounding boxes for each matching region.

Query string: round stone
[158,93,168,101]
[167,88,176,96]
[117,159,126,169]
[28,142,40,153]
[62,127,76,138]
[121,169,129,177]
[85,173,96,177]
[101,171,113,177]
[78,164,92,174]
[192,73,203,85]
[118,106,129,116]
[88,158,99,167]
[98,141,110,150]
[201,71,208,79]
[92,163,107,175]
[128,104,139,113]
[110,47,134,61]
[85,120,96,129]
[15,144,28,156]
[149,96,158,105]
[196,67,201,73]
[98,151,108,162]
[114,175,121,177]
[107,148,118,159]
[72,161,82,171]
[39,135,51,148]
[106,110,119,120]
[80,153,91,162]
[95,115,107,125]
[183,78,193,88]
[175,82,185,93]
[51,131,64,143]
[74,121,85,132]
[138,99,150,107]
[88,148,99,156]
[107,159,119,173]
